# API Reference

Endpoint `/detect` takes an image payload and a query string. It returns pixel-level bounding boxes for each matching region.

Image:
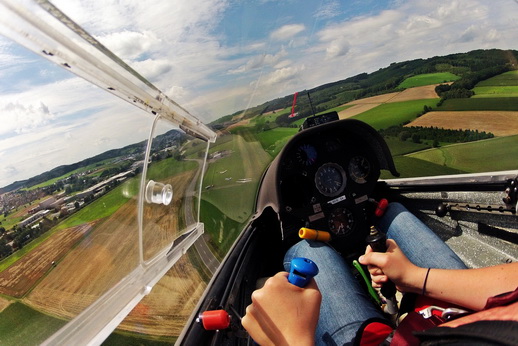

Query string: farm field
[437,97,518,111]
[472,71,518,98]
[338,85,440,119]
[407,135,518,173]
[0,223,94,297]
[255,127,298,155]
[380,156,465,179]
[0,302,67,345]
[351,99,438,130]
[475,70,518,86]
[398,72,460,89]
[116,252,207,337]
[407,111,518,136]
[472,86,518,97]
[202,134,271,222]
[24,169,201,337]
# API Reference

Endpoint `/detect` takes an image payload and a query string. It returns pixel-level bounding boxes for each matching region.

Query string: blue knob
[288,257,319,287]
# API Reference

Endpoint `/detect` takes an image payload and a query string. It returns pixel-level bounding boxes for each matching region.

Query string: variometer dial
[348,155,371,184]
[314,162,346,197]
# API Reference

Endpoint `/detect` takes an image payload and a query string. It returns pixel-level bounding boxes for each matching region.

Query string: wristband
[422,268,431,296]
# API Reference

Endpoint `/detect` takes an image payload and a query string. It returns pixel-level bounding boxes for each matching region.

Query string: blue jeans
[283,202,467,346]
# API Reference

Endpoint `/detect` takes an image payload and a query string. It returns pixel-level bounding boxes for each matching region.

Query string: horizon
[1,0,518,188]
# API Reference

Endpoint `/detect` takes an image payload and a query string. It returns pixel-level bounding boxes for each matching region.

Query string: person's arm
[359,239,518,311]
[242,272,321,346]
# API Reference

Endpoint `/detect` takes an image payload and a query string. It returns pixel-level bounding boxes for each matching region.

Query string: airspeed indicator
[314,162,346,197]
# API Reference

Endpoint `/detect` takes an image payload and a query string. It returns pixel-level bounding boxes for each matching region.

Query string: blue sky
[0,0,518,188]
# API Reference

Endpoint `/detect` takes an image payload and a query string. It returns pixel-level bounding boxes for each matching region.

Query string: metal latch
[419,306,469,320]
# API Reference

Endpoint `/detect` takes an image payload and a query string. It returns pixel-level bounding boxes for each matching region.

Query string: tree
[399,131,411,142]
[411,133,421,143]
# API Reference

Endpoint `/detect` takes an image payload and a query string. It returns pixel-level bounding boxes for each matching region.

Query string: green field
[352,99,438,130]
[252,107,291,125]
[472,86,518,98]
[475,70,518,86]
[398,72,460,89]
[0,302,66,345]
[202,134,270,222]
[383,137,431,156]
[199,199,245,259]
[255,127,298,155]
[436,97,518,111]
[407,135,518,172]
[380,156,466,179]
[54,181,136,231]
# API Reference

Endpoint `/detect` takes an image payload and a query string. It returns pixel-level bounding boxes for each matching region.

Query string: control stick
[366,226,398,314]
[288,257,319,288]
[198,258,318,331]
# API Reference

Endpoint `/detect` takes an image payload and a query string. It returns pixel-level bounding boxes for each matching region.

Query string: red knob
[375,198,389,218]
[198,310,231,330]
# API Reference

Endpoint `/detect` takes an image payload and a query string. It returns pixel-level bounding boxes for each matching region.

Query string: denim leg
[284,240,385,346]
[377,202,467,270]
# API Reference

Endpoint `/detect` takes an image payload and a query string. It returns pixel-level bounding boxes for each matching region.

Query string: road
[183,158,220,274]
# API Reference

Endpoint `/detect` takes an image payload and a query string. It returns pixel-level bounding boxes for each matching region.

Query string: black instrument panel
[274,122,387,253]
[255,119,398,254]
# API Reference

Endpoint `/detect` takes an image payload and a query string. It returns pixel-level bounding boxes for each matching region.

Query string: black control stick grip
[366,226,398,314]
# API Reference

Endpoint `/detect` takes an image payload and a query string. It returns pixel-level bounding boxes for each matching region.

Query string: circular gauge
[295,144,318,166]
[314,162,346,197]
[348,155,371,184]
[328,207,354,236]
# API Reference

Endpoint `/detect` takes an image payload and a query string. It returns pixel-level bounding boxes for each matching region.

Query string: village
[0,157,144,259]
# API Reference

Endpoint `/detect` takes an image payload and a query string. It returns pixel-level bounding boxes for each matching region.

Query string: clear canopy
[0,0,517,344]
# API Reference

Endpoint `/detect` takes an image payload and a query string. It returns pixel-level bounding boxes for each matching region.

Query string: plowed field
[407,111,518,136]
[0,223,94,298]
[23,170,204,336]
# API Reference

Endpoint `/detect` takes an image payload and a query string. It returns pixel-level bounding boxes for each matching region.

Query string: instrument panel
[276,124,382,251]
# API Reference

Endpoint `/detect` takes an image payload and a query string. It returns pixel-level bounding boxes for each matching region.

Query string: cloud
[96,30,162,60]
[314,0,342,20]
[270,24,306,41]
[0,101,55,135]
[326,38,350,59]
[227,48,288,74]
[261,64,305,87]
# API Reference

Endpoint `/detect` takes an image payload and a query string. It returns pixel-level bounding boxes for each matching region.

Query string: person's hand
[359,239,426,294]
[242,271,321,346]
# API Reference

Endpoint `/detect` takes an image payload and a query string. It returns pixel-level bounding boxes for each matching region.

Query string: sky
[0,0,518,188]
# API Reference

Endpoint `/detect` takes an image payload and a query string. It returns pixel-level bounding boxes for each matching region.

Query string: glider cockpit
[257,117,399,256]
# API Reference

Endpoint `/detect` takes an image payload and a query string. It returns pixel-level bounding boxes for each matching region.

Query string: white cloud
[261,65,305,87]
[96,30,162,60]
[326,38,350,59]
[227,48,288,74]
[0,101,55,135]
[314,0,341,20]
[270,24,306,41]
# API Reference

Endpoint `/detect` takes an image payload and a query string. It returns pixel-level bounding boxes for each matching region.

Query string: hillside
[0,130,185,193]
[211,48,518,127]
